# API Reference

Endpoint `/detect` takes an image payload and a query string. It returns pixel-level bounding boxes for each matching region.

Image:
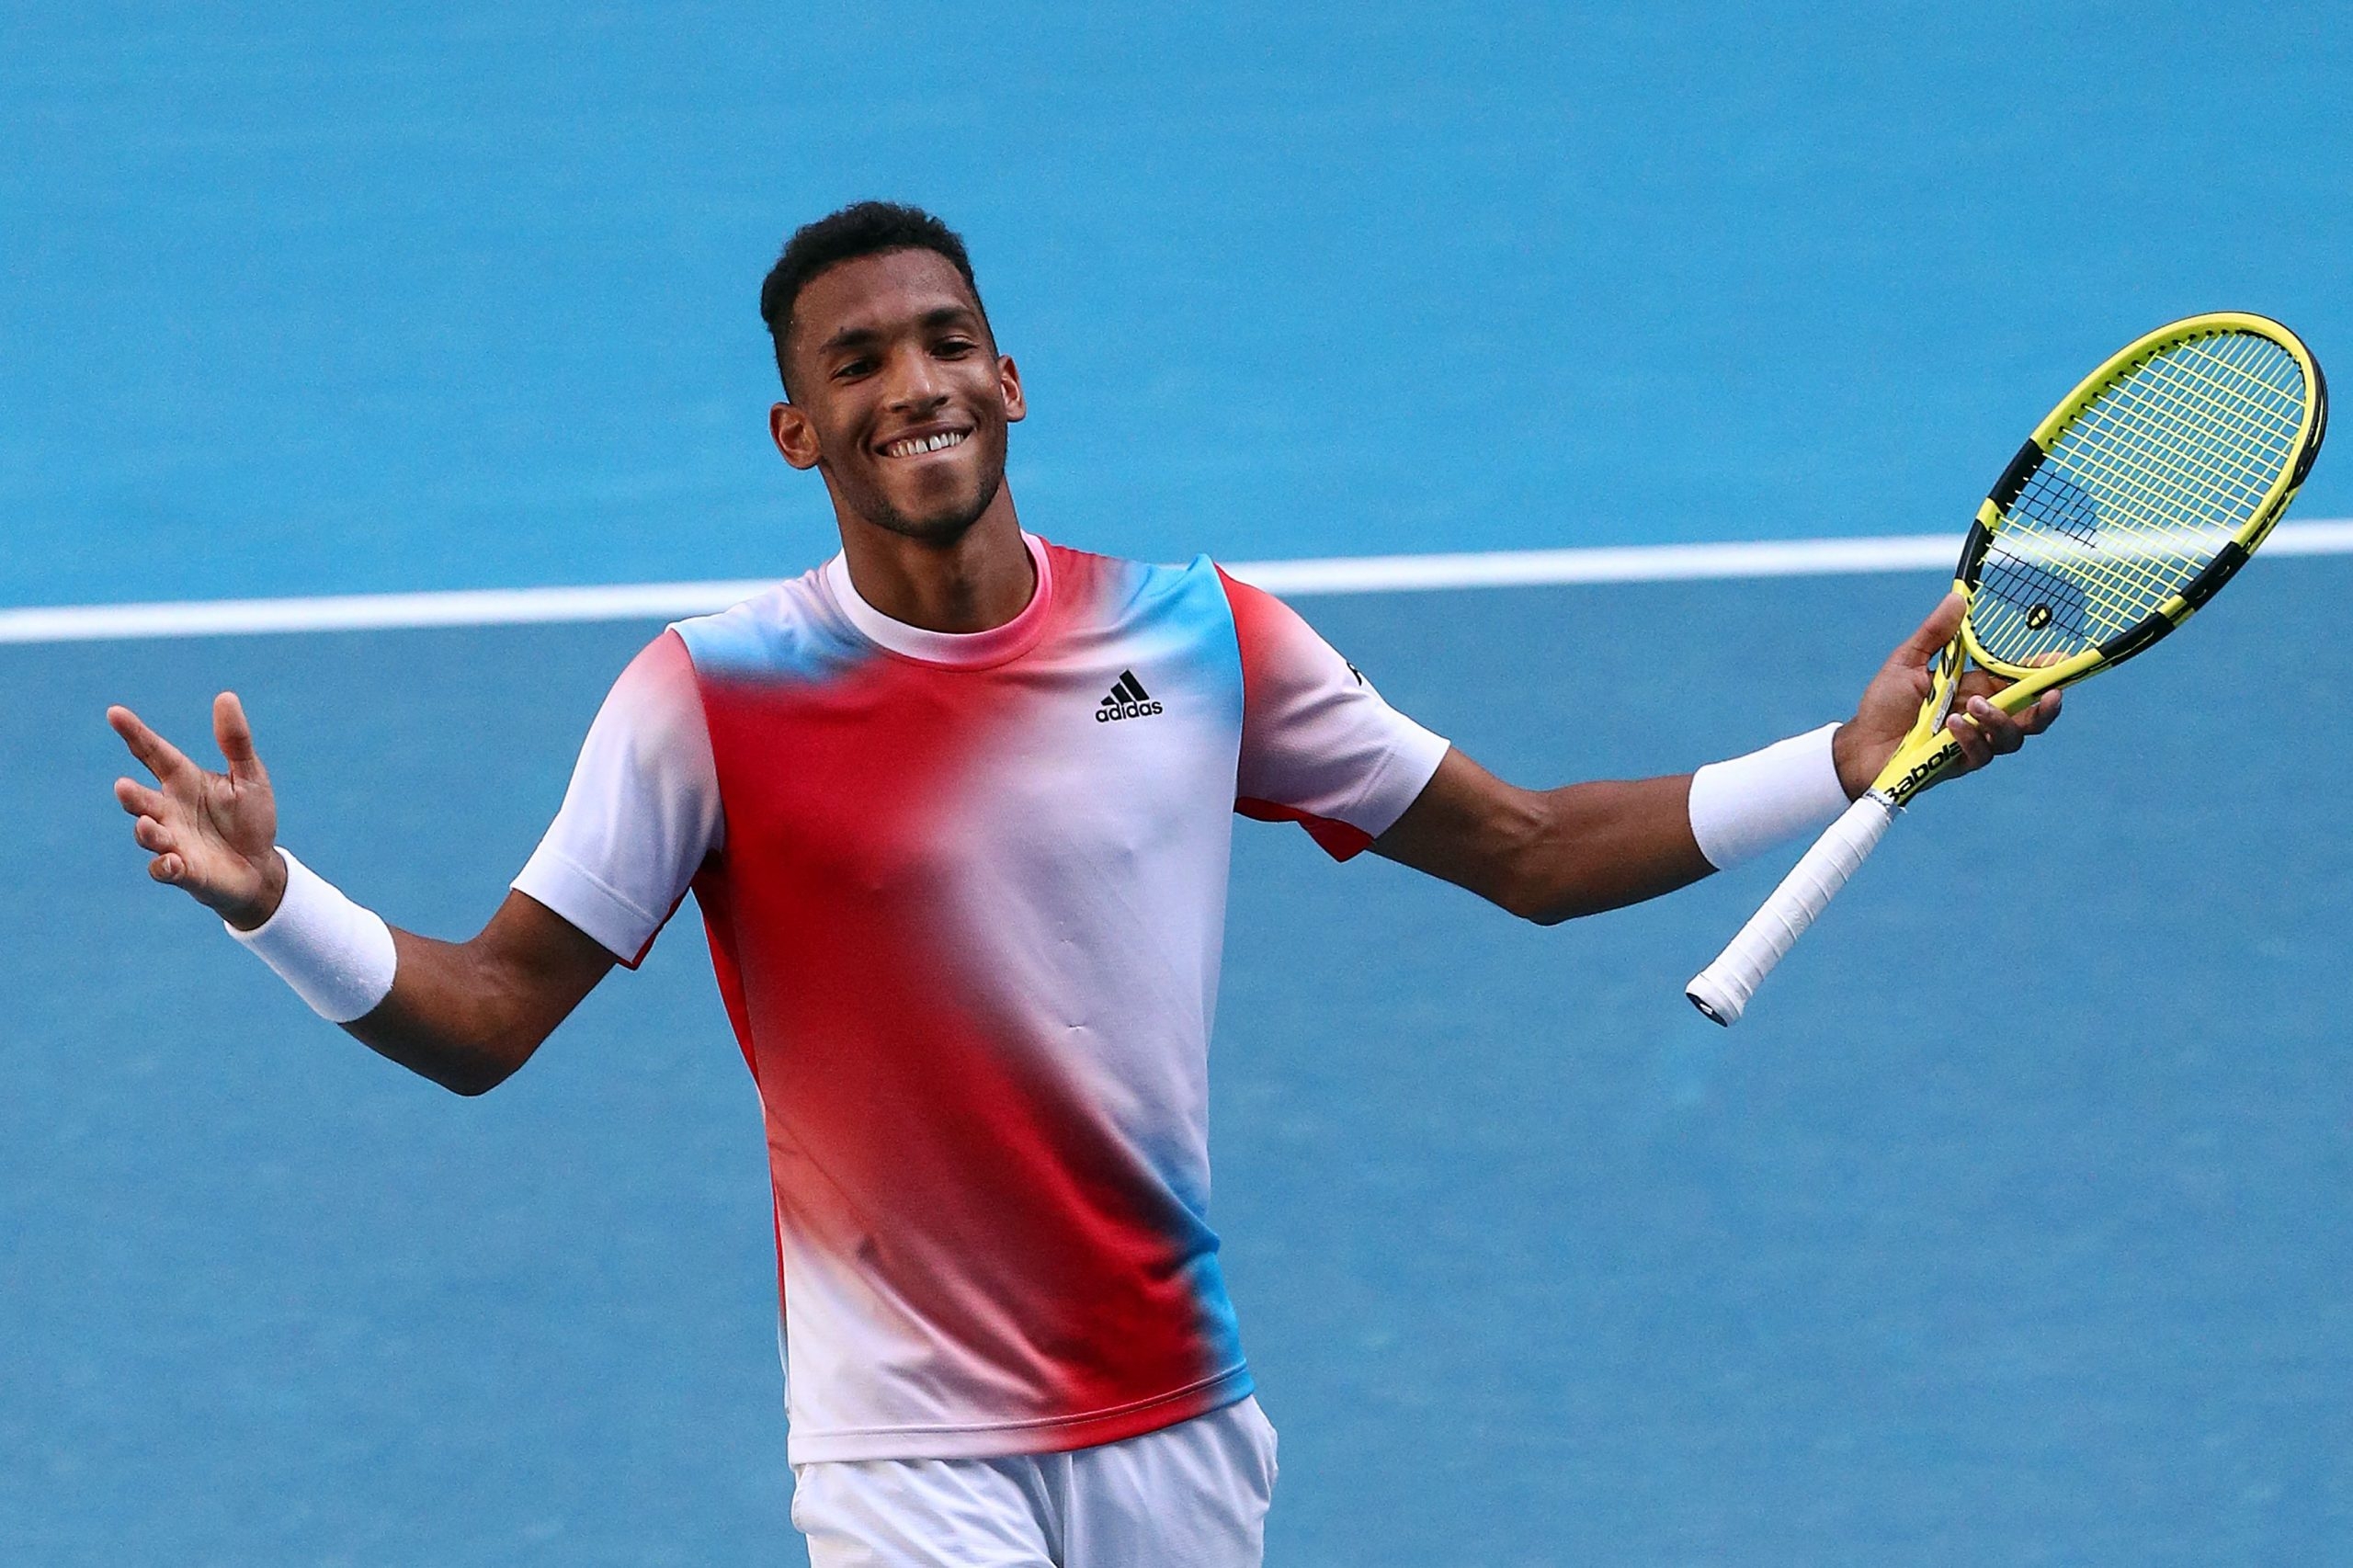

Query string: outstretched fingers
[108,698,281,909]
[108,705,196,785]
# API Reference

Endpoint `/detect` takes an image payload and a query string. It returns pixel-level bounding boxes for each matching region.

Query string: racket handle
[1686,792,1896,1027]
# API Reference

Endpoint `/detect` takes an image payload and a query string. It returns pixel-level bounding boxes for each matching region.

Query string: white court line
[6,519,2353,645]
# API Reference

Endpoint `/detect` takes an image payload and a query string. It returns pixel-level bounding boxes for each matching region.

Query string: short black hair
[758,201,986,396]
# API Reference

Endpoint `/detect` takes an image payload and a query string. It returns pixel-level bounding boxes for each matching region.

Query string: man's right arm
[108,692,620,1096]
[354,892,616,1095]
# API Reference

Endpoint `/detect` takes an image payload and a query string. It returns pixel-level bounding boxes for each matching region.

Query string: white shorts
[790,1396,1279,1567]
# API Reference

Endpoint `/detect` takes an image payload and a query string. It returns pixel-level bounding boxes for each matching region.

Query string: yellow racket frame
[1874,311,2327,810]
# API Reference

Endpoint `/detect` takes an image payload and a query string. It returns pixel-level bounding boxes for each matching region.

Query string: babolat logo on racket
[1885,750,1955,808]
[1096,670,1164,722]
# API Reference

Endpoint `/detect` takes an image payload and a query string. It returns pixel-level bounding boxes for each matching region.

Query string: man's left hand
[1831,593,2063,799]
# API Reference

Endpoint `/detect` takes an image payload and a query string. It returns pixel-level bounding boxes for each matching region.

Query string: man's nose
[884,350,948,412]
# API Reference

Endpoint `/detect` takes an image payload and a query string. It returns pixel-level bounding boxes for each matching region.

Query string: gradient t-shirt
[515,534,1449,1462]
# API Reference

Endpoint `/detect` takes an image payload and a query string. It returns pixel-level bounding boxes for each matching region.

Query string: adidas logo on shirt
[1096,670,1164,722]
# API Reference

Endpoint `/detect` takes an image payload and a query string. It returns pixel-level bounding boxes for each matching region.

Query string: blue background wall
[6,1,2348,606]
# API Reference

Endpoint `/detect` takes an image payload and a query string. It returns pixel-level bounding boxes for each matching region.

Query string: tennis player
[108,201,2058,1566]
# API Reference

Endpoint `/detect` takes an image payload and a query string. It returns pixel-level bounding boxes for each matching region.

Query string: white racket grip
[1686,792,1896,1027]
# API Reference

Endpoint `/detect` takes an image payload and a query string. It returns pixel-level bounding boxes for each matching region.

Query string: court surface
[8,5,2353,1564]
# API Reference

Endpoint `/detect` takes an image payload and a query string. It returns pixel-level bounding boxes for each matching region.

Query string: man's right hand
[108,692,288,931]
[108,689,618,1094]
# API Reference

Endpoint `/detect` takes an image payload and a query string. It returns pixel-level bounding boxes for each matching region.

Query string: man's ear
[771,402,822,470]
[999,355,1026,424]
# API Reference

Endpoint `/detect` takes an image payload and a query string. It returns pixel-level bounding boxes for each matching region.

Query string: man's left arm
[1372,594,2062,924]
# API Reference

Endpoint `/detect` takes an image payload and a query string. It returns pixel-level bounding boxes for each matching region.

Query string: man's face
[770,248,1025,543]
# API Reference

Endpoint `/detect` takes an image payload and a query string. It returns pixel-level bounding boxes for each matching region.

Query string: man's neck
[835,506,1036,634]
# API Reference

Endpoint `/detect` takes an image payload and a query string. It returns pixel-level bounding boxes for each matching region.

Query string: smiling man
[108,201,2056,1566]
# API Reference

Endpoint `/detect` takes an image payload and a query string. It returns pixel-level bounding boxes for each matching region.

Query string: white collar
[823,532,1053,667]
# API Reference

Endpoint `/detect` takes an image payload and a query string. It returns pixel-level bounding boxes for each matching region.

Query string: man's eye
[935,338,976,357]
[833,358,874,380]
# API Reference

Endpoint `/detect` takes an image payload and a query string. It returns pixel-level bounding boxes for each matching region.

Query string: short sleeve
[1217,567,1451,860]
[513,630,723,965]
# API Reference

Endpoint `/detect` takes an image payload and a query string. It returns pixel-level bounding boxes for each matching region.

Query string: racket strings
[2076,340,2301,510]
[2064,338,2299,531]
[1971,329,2307,668]
[2081,364,2286,504]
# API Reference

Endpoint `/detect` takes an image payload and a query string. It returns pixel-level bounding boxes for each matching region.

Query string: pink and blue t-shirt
[514,534,1449,1463]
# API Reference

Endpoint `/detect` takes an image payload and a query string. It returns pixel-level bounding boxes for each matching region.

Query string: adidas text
[1097,669,1163,722]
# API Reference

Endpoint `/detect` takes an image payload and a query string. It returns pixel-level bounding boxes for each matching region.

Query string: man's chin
[881,514,982,545]
[861,476,1004,544]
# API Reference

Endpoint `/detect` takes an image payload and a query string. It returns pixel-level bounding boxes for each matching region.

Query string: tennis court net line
[7,520,2352,645]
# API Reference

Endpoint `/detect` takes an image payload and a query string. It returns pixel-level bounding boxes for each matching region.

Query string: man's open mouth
[879,429,970,459]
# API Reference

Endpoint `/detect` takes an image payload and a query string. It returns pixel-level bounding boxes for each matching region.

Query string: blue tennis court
[8,6,2353,1563]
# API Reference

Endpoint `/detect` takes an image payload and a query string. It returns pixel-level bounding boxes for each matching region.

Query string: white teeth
[885,431,967,458]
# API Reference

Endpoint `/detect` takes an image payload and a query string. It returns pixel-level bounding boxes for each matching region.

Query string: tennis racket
[1687,312,2327,1027]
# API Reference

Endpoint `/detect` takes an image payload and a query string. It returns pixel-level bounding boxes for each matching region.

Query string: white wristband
[226,848,398,1023]
[1687,722,1852,870]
